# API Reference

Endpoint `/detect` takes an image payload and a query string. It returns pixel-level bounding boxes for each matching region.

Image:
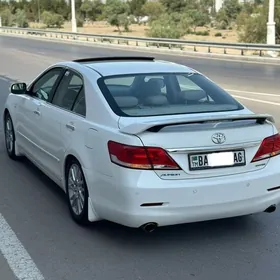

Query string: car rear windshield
[97,72,244,117]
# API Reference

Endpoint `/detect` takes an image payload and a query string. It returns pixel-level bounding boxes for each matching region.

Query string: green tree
[76,13,84,27]
[40,0,54,13]
[199,0,215,15]
[0,8,14,26]
[241,2,255,14]
[200,0,214,8]
[222,0,242,21]
[54,0,70,20]
[0,0,72,23]
[80,0,94,19]
[28,0,70,18]
[160,0,191,13]
[0,1,9,12]
[236,10,248,31]
[118,13,131,32]
[238,1,280,43]
[75,0,83,14]
[22,0,40,22]
[216,8,230,29]
[7,0,17,14]
[14,0,29,10]
[129,0,146,22]
[15,9,29,27]
[80,0,104,21]
[104,0,130,32]
[41,10,64,28]
[147,13,190,39]
[148,16,183,39]
[142,1,165,21]
[239,14,266,43]
[187,9,210,31]
[215,0,242,29]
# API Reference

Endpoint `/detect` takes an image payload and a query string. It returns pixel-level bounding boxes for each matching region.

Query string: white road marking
[227,89,280,97]
[0,213,45,280]
[232,94,280,106]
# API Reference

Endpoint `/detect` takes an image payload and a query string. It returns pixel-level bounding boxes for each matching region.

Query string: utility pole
[71,0,77,33]
[267,0,277,57]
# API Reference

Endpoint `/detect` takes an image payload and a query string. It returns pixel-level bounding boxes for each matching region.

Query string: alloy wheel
[5,116,14,154]
[67,163,86,216]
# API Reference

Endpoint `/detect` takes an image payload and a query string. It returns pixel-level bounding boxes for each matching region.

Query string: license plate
[189,150,246,171]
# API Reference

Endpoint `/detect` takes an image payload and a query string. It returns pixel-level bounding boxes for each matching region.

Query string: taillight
[251,133,280,162]
[108,141,181,170]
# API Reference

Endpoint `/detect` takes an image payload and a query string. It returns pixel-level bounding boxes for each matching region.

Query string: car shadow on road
[89,216,259,247]
[19,156,67,198]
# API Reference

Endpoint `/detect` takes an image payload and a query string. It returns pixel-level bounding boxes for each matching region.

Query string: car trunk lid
[118,112,275,180]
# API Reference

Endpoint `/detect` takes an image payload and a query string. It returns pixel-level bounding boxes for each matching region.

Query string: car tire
[4,112,19,160]
[65,158,89,226]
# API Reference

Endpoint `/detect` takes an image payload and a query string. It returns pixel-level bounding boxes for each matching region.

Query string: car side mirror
[10,83,27,95]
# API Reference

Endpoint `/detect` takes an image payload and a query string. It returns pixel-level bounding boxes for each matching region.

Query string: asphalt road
[0,256,15,280]
[1,35,280,280]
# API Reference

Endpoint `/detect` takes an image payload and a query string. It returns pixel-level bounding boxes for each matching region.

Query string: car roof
[67,57,196,77]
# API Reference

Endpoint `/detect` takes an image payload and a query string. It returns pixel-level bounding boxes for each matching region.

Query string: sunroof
[73,56,155,63]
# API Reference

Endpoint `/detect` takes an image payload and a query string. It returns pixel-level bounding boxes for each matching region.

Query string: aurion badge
[211,133,226,144]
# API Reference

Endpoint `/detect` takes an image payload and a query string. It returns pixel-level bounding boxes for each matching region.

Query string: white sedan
[3,57,280,232]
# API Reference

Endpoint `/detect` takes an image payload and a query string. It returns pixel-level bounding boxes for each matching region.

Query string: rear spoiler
[119,114,275,135]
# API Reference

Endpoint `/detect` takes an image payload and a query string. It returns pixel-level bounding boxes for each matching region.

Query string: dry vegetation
[30,21,239,43]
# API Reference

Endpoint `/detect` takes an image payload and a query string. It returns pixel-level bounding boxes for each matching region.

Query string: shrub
[147,14,186,39]
[41,11,65,28]
[195,30,209,36]
[76,15,84,27]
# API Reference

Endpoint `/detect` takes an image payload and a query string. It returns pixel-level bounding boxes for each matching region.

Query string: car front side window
[31,68,64,102]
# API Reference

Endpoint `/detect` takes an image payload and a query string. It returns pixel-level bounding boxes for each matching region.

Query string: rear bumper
[84,158,280,228]
[103,192,280,228]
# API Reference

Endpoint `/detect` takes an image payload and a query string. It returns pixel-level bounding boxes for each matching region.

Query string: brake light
[251,133,280,162]
[108,141,181,170]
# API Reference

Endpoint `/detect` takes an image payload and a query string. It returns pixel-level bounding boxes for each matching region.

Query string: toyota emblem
[211,133,226,144]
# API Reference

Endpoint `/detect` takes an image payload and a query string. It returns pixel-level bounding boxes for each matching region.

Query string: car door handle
[33,110,41,116]
[66,123,75,131]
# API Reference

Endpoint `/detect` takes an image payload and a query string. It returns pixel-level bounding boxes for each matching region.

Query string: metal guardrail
[1,26,280,57]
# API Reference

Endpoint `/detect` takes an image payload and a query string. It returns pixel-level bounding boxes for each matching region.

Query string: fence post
[0,17,2,28]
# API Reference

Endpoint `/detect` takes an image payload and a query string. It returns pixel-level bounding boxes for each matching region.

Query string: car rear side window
[72,89,86,117]
[52,70,84,112]
[97,72,243,117]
